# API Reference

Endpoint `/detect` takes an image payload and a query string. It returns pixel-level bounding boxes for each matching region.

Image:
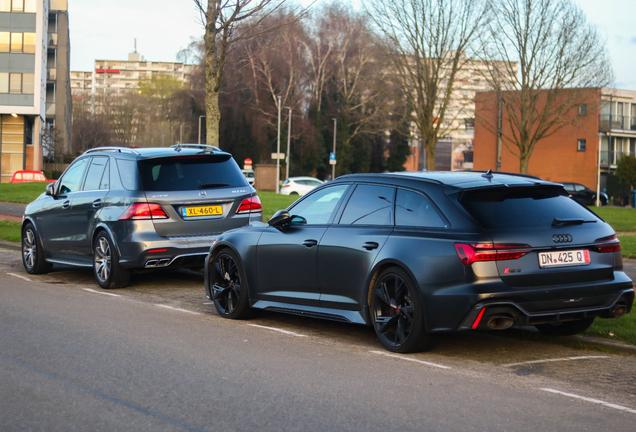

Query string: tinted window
[289,185,349,225]
[138,155,247,191]
[460,187,600,230]
[340,185,394,226]
[116,159,141,191]
[100,160,110,190]
[83,157,108,191]
[396,189,445,228]
[58,158,88,194]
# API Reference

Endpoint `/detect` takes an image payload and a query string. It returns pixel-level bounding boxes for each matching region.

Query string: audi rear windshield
[138,155,248,192]
[460,186,601,229]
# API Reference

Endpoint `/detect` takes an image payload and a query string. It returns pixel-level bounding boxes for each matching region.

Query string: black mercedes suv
[22,145,262,289]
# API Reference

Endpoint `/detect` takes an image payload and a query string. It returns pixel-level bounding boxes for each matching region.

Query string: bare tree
[41,124,66,163]
[192,0,306,148]
[479,0,612,174]
[365,0,486,171]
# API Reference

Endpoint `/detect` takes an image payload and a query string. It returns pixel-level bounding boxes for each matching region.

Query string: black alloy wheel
[370,267,434,353]
[535,317,595,336]
[93,232,131,289]
[21,223,52,274]
[210,249,251,319]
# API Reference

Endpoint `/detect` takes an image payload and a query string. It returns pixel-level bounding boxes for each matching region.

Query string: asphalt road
[1,248,636,431]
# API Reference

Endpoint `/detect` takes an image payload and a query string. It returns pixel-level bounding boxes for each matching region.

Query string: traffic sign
[329,152,336,165]
[271,153,286,160]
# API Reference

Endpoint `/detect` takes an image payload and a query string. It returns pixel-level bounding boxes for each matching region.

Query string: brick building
[473,88,636,195]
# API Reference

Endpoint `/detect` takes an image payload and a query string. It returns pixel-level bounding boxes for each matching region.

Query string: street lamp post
[285,107,291,181]
[276,96,282,194]
[198,115,206,144]
[179,123,183,144]
[332,118,337,180]
[596,133,604,207]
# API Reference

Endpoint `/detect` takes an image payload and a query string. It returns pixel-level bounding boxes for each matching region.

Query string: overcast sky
[69,0,636,89]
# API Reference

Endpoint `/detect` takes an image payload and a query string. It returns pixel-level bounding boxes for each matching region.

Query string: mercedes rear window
[460,187,600,229]
[137,155,248,192]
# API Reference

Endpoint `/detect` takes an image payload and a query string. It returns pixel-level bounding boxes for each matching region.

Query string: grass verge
[0,183,48,204]
[0,219,21,243]
[584,312,636,346]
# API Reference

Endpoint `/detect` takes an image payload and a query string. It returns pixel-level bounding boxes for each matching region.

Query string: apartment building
[403,54,516,172]
[473,88,636,194]
[0,0,70,182]
[71,52,195,104]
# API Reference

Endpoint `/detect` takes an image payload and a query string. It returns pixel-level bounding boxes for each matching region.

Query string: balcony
[599,115,636,132]
[47,68,57,81]
[600,151,636,166]
[46,102,56,116]
[47,33,57,46]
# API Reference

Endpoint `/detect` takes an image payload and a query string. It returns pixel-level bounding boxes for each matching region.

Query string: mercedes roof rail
[83,147,141,155]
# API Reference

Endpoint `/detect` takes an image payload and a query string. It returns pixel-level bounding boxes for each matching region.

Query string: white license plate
[538,249,590,268]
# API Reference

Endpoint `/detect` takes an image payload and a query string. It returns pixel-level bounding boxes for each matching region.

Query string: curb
[0,239,20,251]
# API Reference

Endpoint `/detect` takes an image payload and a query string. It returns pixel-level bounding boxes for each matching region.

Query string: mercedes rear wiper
[551,218,596,227]
[199,183,229,189]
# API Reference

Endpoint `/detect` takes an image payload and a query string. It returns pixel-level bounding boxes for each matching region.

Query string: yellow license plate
[182,205,222,217]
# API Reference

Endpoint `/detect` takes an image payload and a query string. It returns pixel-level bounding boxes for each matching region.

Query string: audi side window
[57,158,89,194]
[396,189,446,228]
[289,185,349,225]
[339,185,394,226]
[99,159,110,190]
[83,157,108,191]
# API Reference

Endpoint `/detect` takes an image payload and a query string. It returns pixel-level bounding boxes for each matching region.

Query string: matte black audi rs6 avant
[205,171,634,353]
[21,145,262,289]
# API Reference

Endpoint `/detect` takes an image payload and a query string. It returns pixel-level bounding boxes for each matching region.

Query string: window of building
[0,73,8,93]
[0,0,10,12]
[24,0,35,12]
[11,0,23,12]
[22,73,33,94]
[464,118,475,129]
[23,32,35,53]
[9,73,21,93]
[10,33,23,52]
[578,104,587,116]
[0,32,9,52]
[577,139,586,152]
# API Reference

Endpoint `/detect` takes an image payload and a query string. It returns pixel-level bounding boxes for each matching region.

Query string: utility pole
[198,115,206,144]
[276,96,282,193]
[285,107,291,181]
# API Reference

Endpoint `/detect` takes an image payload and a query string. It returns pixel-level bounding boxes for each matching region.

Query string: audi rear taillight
[119,203,169,220]
[455,243,531,265]
[236,196,262,214]
[594,235,621,253]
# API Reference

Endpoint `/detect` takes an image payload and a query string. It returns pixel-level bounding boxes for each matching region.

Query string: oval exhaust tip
[612,305,627,318]
[487,316,514,330]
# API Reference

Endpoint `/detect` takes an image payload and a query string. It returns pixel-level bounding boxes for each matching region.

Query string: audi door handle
[363,242,379,250]
[302,239,318,247]
[92,199,102,208]
[62,200,70,209]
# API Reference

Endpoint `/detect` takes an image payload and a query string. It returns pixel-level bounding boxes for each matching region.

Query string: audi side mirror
[45,183,55,196]
[268,210,291,227]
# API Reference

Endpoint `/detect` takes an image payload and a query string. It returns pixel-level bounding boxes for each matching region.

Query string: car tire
[369,266,436,353]
[22,223,53,274]
[535,318,595,336]
[209,248,252,319]
[290,191,299,196]
[93,231,130,289]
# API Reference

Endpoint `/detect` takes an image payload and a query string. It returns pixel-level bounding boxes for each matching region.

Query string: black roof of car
[82,145,231,160]
[335,171,557,190]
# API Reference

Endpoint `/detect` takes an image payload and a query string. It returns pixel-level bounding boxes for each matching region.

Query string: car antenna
[482,169,493,179]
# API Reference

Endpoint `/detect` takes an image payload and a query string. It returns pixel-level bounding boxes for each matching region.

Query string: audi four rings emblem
[553,234,573,243]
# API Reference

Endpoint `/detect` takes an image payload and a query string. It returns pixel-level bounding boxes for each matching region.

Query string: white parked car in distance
[281,177,324,196]
[242,169,255,186]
